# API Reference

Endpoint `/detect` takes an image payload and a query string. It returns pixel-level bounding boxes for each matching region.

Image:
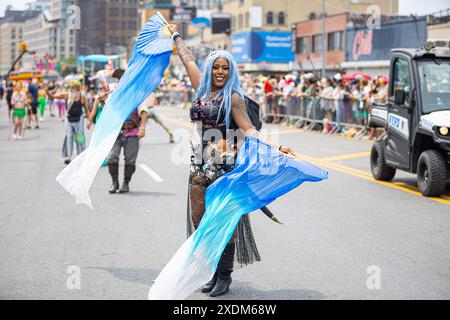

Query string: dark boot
[119,164,136,193]
[201,273,218,293]
[108,163,119,194]
[210,243,235,297]
[168,130,174,144]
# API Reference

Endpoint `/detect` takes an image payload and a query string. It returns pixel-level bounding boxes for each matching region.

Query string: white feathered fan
[136,12,174,56]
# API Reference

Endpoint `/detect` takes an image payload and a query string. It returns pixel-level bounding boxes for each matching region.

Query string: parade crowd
[157,70,389,139]
[0,69,389,149]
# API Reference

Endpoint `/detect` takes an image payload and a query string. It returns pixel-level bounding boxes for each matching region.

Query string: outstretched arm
[168,25,201,90]
[231,93,295,156]
[45,89,67,100]
[87,97,100,129]
[81,96,90,119]
[146,91,157,107]
[231,93,257,137]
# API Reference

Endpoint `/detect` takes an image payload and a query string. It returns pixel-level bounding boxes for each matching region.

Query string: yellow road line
[297,155,450,206]
[276,128,304,135]
[161,115,450,206]
[320,152,371,162]
[394,182,450,200]
[309,156,373,178]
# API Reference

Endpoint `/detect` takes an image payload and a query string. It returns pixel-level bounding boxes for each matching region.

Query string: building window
[110,8,119,16]
[231,15,236,31]
[238,14,243,30]
[296,37,309,54]
[312,34,322,52]
[278,12,285,25]
[327,31,343,51]
[267,11,273,25]
[245,12,249,28]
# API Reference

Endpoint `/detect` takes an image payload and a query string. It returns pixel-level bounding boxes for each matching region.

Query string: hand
[87,121,92,130]
[280,146,296,157]
[138,127,145,139]
[168,24,178,35]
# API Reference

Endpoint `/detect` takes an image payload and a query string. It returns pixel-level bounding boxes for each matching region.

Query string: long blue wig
[194,50,245,128]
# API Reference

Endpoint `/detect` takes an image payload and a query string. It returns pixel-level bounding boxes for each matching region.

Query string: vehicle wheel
[370,141,396,181]
[417,150,447,197]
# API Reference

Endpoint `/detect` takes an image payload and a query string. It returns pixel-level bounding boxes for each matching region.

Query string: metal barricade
[263,94,368,137]
[160,88,371,138]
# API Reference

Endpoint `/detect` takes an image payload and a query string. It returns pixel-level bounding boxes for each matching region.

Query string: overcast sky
[1,0,449,18]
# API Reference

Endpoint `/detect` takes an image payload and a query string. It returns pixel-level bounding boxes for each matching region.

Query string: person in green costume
[87,80,110,166]
[38,84,47,119]
[11,83,28,139]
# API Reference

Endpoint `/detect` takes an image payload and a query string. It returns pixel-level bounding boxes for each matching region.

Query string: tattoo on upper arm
[176,38,195,64]
[231,93,246,111]
[231,93,252,125]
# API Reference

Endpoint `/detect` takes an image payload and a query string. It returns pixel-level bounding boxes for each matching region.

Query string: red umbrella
[343,72,372,81]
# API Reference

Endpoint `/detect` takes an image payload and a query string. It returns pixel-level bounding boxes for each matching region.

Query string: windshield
[418,59,450,114]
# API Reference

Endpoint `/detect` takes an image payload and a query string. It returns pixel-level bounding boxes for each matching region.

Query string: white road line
[139,164,164,182]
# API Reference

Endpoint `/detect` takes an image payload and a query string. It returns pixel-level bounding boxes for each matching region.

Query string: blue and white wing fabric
[148,136,328,299]
[56,13,173,208]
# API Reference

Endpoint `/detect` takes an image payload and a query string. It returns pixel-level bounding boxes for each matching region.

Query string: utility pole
[321,0,326,78]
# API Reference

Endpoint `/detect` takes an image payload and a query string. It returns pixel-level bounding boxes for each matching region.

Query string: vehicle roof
[391,48,450,59]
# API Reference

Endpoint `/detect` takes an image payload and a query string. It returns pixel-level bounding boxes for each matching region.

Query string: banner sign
[231,31,295,63]
[346,17,427,61]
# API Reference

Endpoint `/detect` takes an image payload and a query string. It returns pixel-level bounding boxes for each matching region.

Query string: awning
[77,55,120,64]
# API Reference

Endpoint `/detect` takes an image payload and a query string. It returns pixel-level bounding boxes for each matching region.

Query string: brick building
[293,13,348,74]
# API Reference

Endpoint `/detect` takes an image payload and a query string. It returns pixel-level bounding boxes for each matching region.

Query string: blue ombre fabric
[148,136,328,299]
[56,14,172,208]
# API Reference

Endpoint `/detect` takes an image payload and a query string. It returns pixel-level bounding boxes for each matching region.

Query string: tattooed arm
[231,93,257,136]
[168,25,201,90]
[231,93,295,156]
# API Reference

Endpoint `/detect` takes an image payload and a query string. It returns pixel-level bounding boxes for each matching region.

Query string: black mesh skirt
[186,181,261,268]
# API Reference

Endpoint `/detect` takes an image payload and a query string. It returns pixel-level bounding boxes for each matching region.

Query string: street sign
[231,31,295,63]
[170,6,196,21]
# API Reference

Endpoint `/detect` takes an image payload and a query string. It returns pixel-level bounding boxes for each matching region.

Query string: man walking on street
[27,79,40,129]
[108,68,149,194]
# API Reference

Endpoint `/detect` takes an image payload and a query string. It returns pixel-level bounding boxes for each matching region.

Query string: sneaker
[12,134,17,139]
[35,125,39,129]
[64,158,71,164]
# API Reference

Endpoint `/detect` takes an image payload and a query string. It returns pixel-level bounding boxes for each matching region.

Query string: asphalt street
[1,101,449,300]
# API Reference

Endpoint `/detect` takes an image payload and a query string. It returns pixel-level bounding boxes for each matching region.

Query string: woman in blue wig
[168,25,295,297]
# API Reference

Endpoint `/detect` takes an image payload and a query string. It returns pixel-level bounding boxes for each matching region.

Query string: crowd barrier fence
[158,89,374,139]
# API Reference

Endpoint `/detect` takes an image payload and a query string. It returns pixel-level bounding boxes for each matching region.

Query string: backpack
[244,95,262,131]
[230,95,262,131]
